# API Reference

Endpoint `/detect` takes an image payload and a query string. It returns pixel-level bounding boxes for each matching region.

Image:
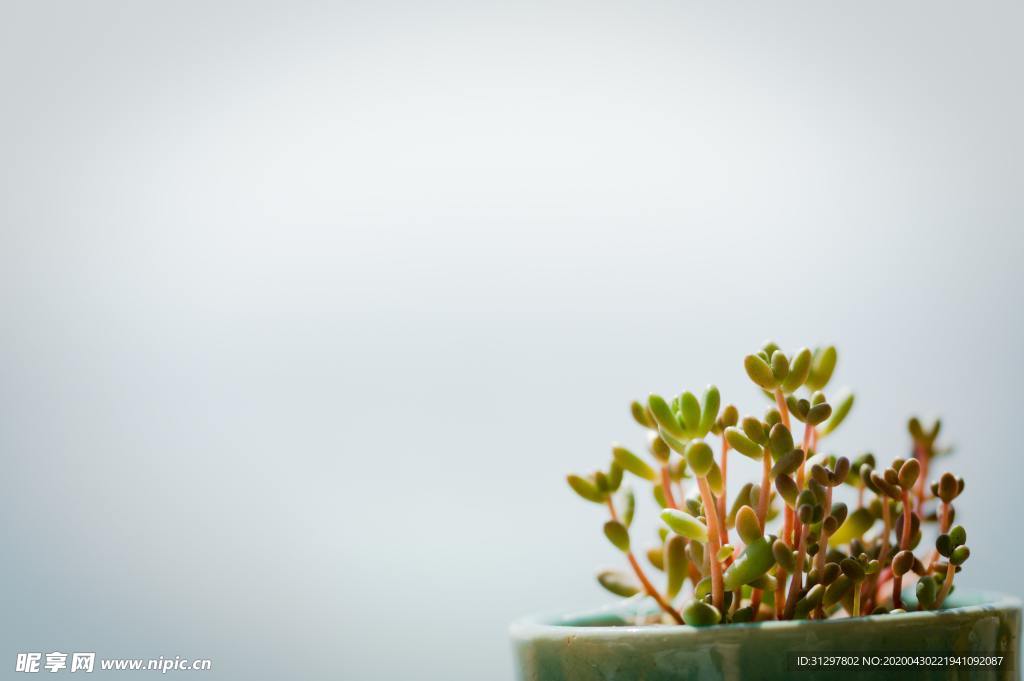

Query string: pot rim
[509,589,1022,640]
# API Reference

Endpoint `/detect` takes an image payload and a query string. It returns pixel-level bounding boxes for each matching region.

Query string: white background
[2,1,1022,678]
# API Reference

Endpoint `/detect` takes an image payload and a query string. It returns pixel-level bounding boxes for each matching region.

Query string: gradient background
[2,1,1023,679]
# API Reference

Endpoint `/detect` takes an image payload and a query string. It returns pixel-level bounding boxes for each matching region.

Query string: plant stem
[851,581,862,617]
[880,499,891,560]
[757,453,771,530]
[934,562,956,610]
[798,421,812,489]
[889,491,909,613]
[774,569,786,620]
[900,491,913,550]
[749,459,770,617]
[928,501,952,569]
[660,465,679,510]
[749,589,763,620]
[607,497,683,624]
[786,423,812,555]
[697,476,726,614]
[718,438,729,545]
[626,552,684,624]
[863,567,882,615]
[872,566,892,604]
[914,442,928,512]
[774,389,791,430]
[687,562,702,587]
[783,524,809,619]
[791,514,803,556]
[606,497,619,522]
[784,506,794,547]
[815,486,833,572]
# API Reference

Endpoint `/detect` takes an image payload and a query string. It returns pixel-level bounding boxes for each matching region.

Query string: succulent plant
[566,343,968,625]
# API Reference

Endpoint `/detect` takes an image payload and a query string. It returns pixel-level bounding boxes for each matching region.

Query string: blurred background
[2,1,1022,678]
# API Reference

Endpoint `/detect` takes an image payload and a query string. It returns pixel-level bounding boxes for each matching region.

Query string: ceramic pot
[510,590,1020,680]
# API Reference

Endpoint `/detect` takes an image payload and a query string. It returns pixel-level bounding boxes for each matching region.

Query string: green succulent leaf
[607,462,623,492]
[937,472,959,503]
[770,448,805,479]
[892,550,915,576]
[698,385,720,438]
[772,539,796,572]
[741,416,766,444]
[647,545,665,571]
[768,424,794,460]
[665,535,688,599]
[620,486,635,528]
[819,389,854,436]
[775,474,799,507]
[950,545,970,566]
[682,600,721,627]
[806,346,837,391]
[725,427,763,460]
[679,391,702,438]
[898,459,921,490]
[781,347,812,392]
[949,525,967,547]
[735,505,762,545]
[597,569,641,597]
[917,576,938,609]
[805,402,832,426]
[612,445,657,481]
[688,539,705,568]
[603,520,630,553]
[840,557,865,582]
[770,350,790,382]
[719,404,739,429]
[828,507,875,546]
[669,455,688,481]
[631,400,654,429]
[567,474,604,503]
[748,573,777,592]
[723,537,775,590]
[909,417,924,441]
[652,483,668,509]
[661,508,709,543]
[648,394,686,439]
[706,461,724,495]
[744,354,778,391]
[823,574,851,607]
[821,562,841,585]
[794,584,825,619]
[685,440,715,477]
[731,606,756,623]
[648,434,671,463]
[828,502,848,528]
[659,429,690,454]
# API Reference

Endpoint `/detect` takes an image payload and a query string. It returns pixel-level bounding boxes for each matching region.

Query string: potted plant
[511,343,1020,680]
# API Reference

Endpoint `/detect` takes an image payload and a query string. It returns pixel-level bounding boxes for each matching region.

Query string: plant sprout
[566,343,969,625]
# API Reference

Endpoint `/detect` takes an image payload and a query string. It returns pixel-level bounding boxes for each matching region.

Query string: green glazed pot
[510,591,1020,681]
